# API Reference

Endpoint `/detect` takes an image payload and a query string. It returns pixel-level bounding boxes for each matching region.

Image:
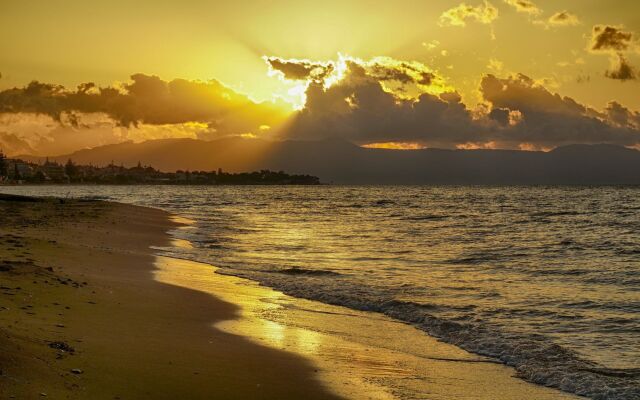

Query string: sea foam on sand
[153,253,578,400]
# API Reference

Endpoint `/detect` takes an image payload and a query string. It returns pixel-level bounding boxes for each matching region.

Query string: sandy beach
[0,195,338,399]
[0,194,579,399]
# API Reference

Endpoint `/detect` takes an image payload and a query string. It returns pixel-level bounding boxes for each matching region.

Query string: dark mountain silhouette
[18,138,640,184]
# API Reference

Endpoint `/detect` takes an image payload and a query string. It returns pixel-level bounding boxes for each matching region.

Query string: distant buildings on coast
[0,151,320,185]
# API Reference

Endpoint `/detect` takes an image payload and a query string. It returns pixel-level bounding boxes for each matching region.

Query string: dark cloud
[478,74,640,148]
[605,54,637,81]
[367,61,436,87]
[3,64,640,153]
[589,26,638,82]
[286,61,479,147]
[283,65,640,149]
[265,57,334,82]
[480,73,586,116]
[503,0,541,15]
[605,101,640,129]
[547,11,579,26]
[0,74,288,137]
[488,108,511,125]
[590,25,634,52]
[266,56,441,92]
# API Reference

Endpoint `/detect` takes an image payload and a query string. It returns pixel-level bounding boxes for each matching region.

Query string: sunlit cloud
[487,58,504,72]
[361,142,427,150]
[264,57,335,82]
[438,1,499,27]
[265,54,453,105]
[422,40,440,51]
[502,0,541,16]
[546,11,580,27]
[0,74,294,156]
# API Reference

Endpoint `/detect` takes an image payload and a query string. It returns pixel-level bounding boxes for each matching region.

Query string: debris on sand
[48,341,75,353]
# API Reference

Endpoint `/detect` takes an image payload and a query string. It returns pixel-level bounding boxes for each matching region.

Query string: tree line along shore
[0,151,320,185]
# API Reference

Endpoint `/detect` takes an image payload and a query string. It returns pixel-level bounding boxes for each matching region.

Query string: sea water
[3,185,639,399]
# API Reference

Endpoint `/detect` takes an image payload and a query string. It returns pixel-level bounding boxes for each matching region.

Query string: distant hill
[18,138,640,184]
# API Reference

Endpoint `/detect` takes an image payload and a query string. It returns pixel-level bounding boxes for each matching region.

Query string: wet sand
[0,194,579,399]
[156,255,579,400]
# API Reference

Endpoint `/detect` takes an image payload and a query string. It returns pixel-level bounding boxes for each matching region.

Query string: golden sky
[1,0,638,107]
[1,0,639,155]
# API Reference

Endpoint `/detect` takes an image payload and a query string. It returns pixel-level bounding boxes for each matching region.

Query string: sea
[2,185,639,399]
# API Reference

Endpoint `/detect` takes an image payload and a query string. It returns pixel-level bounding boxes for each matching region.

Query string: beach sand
[0,195,579,399]
[0,195,338,399]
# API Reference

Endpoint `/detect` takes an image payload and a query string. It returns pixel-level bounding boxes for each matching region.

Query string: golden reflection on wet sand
[154,253,579,400]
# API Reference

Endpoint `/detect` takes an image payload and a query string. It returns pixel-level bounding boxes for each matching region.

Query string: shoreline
[0,195,579,399]
[0,196,338,399]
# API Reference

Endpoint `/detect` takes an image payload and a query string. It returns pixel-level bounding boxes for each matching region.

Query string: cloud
[0,74,289,132]
[589,25,639,81]
[0,112,220,157]
[605,101,640,129]
[365,58,440,88]
[3,59,640,156]
[487,58,504,72]
[502,0,541,15]
[478,74,640,147]
[422,40,440,51]
[439,1,499,27]
[265,57,334,82]
[285,60,478,147]
[500,0,580,31]
[606,54,637,81]
[477,74,640,148]
[279,57,640,149]
[590,25,634,53]
[0,74,293,156]
[264,55,451,100]
[547,11,580,27]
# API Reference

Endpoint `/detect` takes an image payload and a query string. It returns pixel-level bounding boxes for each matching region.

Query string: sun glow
[264,53,453,110]
[264,54,351,110]
[362,142,427,150]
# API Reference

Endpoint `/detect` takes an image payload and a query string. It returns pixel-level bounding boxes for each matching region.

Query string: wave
[275,267,341,277]
[402,214,449,221]
[530,210,584,218]
[216,267,640,400]
[445,251,528,265]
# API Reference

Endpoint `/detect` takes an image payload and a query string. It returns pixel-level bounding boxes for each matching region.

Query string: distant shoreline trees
[0,157,321,185]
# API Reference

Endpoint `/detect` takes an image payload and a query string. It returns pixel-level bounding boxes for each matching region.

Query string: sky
[1,0,639,156]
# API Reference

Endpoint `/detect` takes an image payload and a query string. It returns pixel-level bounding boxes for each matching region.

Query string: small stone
[70,369,83,375]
